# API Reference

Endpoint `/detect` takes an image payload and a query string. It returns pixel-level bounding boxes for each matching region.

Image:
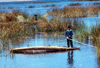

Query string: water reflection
[67,50,74,67]
[0,38,9,51]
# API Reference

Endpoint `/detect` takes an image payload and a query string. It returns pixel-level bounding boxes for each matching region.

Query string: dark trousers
[67,39,73,47]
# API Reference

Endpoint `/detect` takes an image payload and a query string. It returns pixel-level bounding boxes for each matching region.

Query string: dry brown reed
[47,5,100,18]
[1,13,16,22]
[91,25,100,45]
[37,17,78,32]
[0,22,30,38]
[0,10,79,38]
[0,11,34,38]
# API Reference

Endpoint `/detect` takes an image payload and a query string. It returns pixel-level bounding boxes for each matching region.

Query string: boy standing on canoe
[65,26,73,47]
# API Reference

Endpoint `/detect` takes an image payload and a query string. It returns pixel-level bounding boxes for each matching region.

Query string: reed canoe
[10,46,80,54]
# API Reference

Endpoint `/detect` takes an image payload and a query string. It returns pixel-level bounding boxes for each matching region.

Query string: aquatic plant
[90,24,100,60]
[74,22,89,41]
[91,25,100,44]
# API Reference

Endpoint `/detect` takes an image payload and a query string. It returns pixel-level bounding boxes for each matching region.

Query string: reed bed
[91,24,100,60]
[0,10,80,39]
[0,11,35,38]
[74,22,89,41]
[0,22,32,38]
[0,5,98,39]
[47,6,100,18]
[37,18,78,32]
[91,25,100,44]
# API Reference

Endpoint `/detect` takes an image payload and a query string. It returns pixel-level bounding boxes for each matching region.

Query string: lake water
[0,0,100,68]
[0,33,100,68]
[0,0,100,16]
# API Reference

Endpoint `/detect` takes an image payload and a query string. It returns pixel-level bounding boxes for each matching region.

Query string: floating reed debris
[69,3,81,6]
[42,4,56,7]
[8,7,14,9]
[28,6,35,8]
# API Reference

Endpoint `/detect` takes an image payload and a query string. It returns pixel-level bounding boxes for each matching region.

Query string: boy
[65,26,73,47]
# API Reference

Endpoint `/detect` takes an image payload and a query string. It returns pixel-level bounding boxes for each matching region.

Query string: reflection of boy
[68,51,73,65]
[65,26,73,47]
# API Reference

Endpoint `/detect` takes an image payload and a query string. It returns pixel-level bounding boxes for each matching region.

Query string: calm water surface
[0,34,99,68]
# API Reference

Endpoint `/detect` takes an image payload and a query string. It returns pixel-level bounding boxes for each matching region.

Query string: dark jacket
[65,30,73,38]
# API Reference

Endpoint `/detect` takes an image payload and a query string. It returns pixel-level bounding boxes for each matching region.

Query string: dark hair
[67,26,71,28]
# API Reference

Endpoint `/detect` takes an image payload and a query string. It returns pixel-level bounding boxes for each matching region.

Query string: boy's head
[67,26,71,30]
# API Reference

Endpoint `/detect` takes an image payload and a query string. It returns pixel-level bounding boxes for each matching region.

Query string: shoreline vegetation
[0,5,100,59]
